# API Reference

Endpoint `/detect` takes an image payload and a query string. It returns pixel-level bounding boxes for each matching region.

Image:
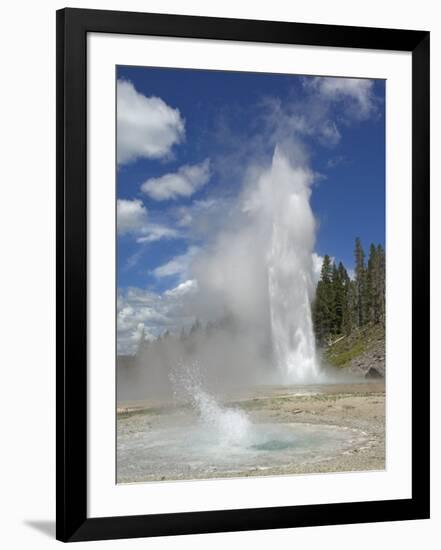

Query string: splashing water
[267,146,320,383]
[190,388,252,446]
[171,365,252,446]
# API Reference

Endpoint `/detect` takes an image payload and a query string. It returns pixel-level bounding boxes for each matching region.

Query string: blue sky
[116,66,385,353]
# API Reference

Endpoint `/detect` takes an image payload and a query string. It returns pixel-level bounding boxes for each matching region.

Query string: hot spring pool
[117,417,367,483]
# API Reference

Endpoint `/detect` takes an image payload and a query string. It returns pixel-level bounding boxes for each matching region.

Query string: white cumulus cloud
[117,79,185,165]
[117,199,148,234]
[141,159,211,201]
[117,283,199,354]
[136,225,179,244]
[152,246,200,280]
[117,198,180,255]
[304,77,376,119]
[164,279,199,298]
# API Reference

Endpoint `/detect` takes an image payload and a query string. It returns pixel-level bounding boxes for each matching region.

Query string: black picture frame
[56,7,430,542]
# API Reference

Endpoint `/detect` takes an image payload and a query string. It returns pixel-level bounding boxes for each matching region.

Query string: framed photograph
[56,8,430,542]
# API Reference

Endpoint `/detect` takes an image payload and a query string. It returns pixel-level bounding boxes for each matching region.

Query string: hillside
[324,323,385,378]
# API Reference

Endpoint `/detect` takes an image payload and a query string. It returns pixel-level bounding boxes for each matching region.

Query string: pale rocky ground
[244,382,385,476]
[117,381,385,481]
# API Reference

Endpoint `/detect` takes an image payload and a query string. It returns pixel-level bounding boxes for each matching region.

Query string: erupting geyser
[267,146,320,382]
[118,144,323,403]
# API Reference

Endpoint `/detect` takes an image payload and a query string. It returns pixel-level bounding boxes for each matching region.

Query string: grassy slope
[324,323,385,368]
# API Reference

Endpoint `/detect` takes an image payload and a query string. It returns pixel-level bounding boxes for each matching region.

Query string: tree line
[312,238,385,347]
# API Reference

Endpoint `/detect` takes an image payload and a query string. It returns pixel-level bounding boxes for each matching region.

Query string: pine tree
[376,244,386,324]
[331,262,344,335]
[337,261,351,335]
[354,238,367,327]
[365,243,386,324]
[312,241,385,348]
[313,255,334,345]
[366,243,377,323]
[344,278,357,335]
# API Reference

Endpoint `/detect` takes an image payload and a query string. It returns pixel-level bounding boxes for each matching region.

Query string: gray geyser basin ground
[117,382,384,483]
[118,420,367,483]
